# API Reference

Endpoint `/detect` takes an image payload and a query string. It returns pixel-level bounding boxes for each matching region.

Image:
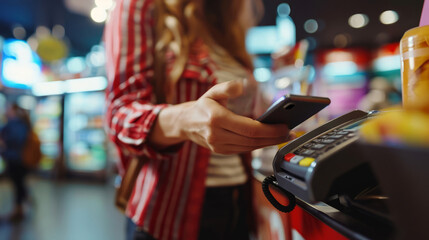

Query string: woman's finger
[210,143,278,155]
[208,128,289,147]
[218,113,290,138]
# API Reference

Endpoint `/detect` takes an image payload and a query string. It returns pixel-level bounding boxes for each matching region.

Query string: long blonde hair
[153,0,263,103]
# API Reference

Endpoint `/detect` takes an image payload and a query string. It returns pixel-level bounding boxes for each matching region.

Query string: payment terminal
[271,109,379,204]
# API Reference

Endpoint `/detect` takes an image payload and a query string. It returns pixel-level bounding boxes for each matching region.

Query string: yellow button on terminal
[299,157,315,167]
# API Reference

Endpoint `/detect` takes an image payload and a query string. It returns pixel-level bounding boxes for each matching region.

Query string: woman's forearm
[147,80,291,155]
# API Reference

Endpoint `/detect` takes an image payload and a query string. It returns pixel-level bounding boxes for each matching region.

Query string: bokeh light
[380,10,399,25]
[348,13,369,28]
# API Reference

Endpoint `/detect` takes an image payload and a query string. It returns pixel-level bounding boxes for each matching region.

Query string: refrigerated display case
[33,95,63,175]
[63,90,108,179]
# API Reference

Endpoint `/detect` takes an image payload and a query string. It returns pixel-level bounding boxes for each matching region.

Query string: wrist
[173,101,195,141]
[149,102,193,148]
[158,104,187,141]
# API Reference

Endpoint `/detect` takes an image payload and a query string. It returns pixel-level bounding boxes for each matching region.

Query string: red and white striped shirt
[104,0,253,239]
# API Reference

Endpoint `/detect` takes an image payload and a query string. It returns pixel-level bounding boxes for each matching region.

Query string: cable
[262,175,296,213]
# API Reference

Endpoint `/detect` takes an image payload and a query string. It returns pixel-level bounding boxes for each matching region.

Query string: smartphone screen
[257,94,330,129]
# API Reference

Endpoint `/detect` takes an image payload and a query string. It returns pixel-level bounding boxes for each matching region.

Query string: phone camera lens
[283,103,295,110]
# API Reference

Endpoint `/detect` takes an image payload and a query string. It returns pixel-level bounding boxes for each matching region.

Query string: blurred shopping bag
[115,156,146,213]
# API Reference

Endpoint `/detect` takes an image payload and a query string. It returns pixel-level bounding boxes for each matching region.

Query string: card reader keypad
[295,129,355,157]
[281,128,358,176]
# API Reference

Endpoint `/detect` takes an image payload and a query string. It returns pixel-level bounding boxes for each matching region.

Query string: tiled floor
[0,177,125,240]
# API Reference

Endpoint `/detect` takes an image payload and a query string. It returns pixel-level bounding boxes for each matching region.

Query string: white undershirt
[205,153,247,187]
[205,46,255,187]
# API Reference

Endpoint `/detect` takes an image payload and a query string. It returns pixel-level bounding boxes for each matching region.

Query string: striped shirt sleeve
[104,0,169,160]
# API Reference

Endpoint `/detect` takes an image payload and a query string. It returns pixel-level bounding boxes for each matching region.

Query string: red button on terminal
[284,153,295,162]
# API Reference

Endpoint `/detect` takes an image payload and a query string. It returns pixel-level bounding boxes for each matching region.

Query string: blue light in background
[32,81,65,96]
[32,76,108,96]
[1,39,42,89]
[277,16,296,47]
[373,55,400,72]
[65,76,107,93]
[246,26,279,54]
[246,19,296,55]
[308,65,316,83]
[254,67,272,82]
[277,3,291,17]
[66,56,86,74]
[246,3,296,55]
[322,61,358,77]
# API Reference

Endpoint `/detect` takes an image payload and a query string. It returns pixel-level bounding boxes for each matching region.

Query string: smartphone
[257,94,331,129]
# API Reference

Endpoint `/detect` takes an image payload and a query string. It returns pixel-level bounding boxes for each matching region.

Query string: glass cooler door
[63,91,107,177]
[33,95,63,174]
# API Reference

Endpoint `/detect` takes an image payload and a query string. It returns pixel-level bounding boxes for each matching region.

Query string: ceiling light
[35,26,50,38]
[12,25,26,39]
[52,25,65,39]
[380,10,399,25]
[333,34,349,48]
[91,7,107,23]
[277,3,291,17]
[304,19,318,34]
[348,14,369,28]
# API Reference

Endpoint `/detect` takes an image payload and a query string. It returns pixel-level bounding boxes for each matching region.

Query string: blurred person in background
[0,103,31,221]
[104,0,291,239]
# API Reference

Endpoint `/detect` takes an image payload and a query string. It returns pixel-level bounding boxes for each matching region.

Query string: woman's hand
[150,80,291,154]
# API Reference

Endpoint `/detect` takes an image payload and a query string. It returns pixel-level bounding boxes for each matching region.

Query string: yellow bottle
[400,25,429,110]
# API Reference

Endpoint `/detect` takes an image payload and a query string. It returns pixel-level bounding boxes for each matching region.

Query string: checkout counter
[252,169,393,240]
[251,110,429,240]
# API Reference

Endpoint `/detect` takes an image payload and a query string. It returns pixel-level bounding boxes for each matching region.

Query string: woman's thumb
[203,79,245,102]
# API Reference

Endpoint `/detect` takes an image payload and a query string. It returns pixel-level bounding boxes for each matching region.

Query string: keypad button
[301,149,315,156]
[284,153,295,162]
[312,144,326,150]
[343,129,355,132]
[303,143,314,148]
[321,139,335,144]
[328,135,344,139]
[294,148,307,155]
[299,157,315,167]
[290,155,304,164]
[348,133,357,137]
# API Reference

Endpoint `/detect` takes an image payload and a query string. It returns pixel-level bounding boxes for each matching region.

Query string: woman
[104,0,291,239]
